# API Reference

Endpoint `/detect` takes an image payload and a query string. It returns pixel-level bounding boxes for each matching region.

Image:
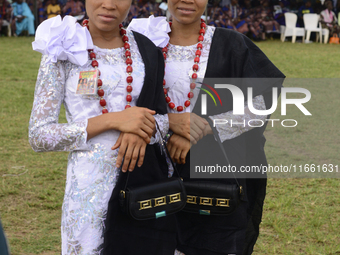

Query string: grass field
[0,37,340,255]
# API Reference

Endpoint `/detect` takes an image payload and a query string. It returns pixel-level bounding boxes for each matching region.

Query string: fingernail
[138,164,141,167]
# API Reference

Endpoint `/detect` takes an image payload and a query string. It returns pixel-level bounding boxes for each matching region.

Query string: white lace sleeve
[150,114,169,144]
[209,95,267,143]
[28,55,89,152]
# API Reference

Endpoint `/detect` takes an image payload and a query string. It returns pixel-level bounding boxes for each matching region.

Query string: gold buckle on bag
[154,196,167,207]
[199,197,213,206]
[216,198,230,207]
[139,199,152,210]
[169,193,181,203]
[187,195,197,204]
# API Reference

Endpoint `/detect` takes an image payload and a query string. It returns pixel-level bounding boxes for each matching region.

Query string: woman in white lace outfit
[28,0,173,253]
[127,0,285,253]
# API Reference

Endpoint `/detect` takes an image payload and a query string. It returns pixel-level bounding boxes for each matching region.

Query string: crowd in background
[1,0,339,40]
[206,0,340,40]
[0,0,85,36]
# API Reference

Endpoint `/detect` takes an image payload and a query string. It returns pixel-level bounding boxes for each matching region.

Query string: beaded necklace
[162,20,206,112]
[82,20,134,114]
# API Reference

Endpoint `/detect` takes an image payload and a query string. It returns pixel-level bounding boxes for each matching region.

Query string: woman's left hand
[203,123,213,137]
[112,132,147,172]
[167,134,191,164]
[168,113,209,144]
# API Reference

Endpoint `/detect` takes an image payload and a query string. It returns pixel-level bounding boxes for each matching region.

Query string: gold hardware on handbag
[119,176,186,220]
[181,118,244,216]
[118,122,187,220]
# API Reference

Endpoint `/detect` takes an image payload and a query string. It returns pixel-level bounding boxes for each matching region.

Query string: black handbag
[119,122,187,220]
[182,181,242,216]
[181,118,244,216]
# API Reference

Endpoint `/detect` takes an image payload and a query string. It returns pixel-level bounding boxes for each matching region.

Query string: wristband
[164,130,174,144]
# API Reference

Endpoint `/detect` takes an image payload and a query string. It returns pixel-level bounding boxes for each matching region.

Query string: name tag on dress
[76,70,98,95]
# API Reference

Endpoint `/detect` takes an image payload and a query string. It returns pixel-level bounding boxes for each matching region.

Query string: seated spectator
[12,0,35,36]
[274,0,290,26]
[320,0,339,35]
[241,0,264,40]
[62,0,84,21]
[257,0,280,33]
[0,0,12,36]
[47,0,61,19]
[224,0,249,34]
[297,0,314,27]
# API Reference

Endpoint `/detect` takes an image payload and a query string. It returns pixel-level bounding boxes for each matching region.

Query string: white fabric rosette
[127,15,171,48]
[32,15,93,66]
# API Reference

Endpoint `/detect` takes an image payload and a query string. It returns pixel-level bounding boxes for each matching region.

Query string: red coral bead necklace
[162,20,206,112]
[82,19,133,114]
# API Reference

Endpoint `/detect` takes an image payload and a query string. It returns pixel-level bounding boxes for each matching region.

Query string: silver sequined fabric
[29,30,167,255]
[209,95,267,142]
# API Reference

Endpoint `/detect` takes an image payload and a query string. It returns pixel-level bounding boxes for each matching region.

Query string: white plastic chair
[1,20,11,37]
[320,24,329,44]
[281,12,305,43]
[280,25,286,41]
[303,13,321,43]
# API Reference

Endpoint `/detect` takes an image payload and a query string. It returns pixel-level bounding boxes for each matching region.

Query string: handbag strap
[155,121,181,178]
[206,118,242,189]
[121,120,181,192]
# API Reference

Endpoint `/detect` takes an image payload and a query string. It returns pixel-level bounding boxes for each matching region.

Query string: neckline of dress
[168,26,214,49]
[93,45,125,52]
[92,30,133,52]
[168,42,199,50]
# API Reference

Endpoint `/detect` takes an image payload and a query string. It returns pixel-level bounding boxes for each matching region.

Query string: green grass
[257,40,340,78]
[255,41,340,254]
[0,37,67,254]
[0,37,340,254]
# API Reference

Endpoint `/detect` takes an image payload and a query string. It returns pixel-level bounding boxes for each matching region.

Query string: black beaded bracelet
[164,130,174,144]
